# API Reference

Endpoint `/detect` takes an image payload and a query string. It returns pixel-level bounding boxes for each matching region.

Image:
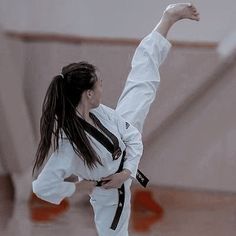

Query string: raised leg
[116,3,200,132]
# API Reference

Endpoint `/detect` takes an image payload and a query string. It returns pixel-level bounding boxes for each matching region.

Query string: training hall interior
[1,0,236,235]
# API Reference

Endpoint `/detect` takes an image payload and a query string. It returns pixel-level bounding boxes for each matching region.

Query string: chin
[93,103,100,109]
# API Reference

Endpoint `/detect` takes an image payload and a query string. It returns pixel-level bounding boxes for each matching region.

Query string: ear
[86,89,94,99]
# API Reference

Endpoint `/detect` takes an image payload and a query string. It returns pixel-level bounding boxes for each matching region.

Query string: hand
[101,169,131,189]
[76,180,97,195]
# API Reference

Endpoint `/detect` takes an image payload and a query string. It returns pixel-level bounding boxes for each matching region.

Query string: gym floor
[0,185,235,236]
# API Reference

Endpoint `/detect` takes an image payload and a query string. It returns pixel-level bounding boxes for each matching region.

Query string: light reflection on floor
[1,186,236,236]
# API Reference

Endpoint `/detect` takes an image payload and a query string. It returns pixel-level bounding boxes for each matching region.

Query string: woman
[32,3,199,236]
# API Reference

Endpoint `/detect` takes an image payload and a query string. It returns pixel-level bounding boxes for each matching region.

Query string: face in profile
[89,78,103,108]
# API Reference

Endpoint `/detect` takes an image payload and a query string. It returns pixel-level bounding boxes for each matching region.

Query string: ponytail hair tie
[59,73,64,79]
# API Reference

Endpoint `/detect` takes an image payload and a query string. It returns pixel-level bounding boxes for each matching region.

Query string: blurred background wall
[0,0,236,201]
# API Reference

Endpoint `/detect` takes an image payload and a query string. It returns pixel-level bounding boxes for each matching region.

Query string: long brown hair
[33,62,102,174]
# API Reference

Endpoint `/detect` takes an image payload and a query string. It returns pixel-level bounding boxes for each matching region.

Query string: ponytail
[33,62,102,175]
[33,75,65,174]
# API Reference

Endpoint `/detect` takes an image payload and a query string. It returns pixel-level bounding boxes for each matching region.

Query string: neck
[76,103,97,127]
[76,103,91,121]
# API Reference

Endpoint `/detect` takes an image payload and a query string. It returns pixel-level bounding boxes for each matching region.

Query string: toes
[193,12,200,17]
[188,4,199,17]
[191,15,200,21]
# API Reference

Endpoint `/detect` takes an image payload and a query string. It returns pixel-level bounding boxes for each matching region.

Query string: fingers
[91,180,97,187]
[101,179,118,189]
[100,172,127,189]
[101,178,119,189]
[101,182,122,189]
[101,176,112,181]
[100,175,113,189]
[101,182,113,189]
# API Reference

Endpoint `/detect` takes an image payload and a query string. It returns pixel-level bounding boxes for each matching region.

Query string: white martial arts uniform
[32,31,171,236]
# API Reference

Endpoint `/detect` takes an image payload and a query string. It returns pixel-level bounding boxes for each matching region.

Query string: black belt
[110,151,126,230]
[96,151,149,230]
[96,151,126,230]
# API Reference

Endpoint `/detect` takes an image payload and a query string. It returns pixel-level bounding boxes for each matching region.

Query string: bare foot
[163,3,200,24]
[154,3,200,38]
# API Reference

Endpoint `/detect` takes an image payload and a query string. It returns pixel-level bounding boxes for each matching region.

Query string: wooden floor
[0,185,236,236]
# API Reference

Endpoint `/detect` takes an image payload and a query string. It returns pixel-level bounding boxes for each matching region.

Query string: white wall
[8,36,235,193]
[0,0,28,31]
[0,0,236,42]
[0,25,36,173]
[1,0,236,194]
[142,62,236,192]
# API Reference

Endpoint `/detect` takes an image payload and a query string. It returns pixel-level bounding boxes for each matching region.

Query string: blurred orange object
[132,190,164,232]
[29,193,70,222]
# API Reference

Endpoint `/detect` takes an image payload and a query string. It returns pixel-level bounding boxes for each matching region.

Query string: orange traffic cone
[132,190,164,232]
[29,193,70,222]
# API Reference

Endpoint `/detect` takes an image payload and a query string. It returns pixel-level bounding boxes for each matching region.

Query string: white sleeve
[32,140,77,205]
[116,111,143,178]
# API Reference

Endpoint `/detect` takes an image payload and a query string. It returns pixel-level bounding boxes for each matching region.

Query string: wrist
[121,169,132,178]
